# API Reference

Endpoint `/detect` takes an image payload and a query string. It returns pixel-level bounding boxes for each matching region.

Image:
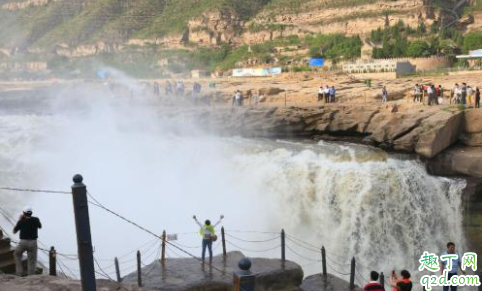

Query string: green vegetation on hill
[370,19,477,59]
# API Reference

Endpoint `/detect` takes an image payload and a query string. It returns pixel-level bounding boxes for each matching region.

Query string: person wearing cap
[192,214,224,264]
[12,206,42,276]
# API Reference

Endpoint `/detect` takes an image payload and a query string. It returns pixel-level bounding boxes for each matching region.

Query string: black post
[161,231,166,263]
[221,227,227,261]
[49,246,57,276]
[71,174,97,291]
[479,272,482,291]
[281,229,285,263]
[115,257,121,283]
[137,250,142,287]
[349,257,355,290]
[321,246,327,278]
[380,272,384,288]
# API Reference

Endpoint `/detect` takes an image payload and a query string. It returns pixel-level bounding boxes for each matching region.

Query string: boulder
[259,87,285,96]
[122,251,303,291]
[426,146,482,178]
[460,109,482,146]
[0,275,152,291]
[415,110,463,158]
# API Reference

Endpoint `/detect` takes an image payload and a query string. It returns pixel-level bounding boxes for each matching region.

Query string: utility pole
[72,174,97,291]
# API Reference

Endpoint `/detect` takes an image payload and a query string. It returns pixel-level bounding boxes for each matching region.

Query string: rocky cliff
[0,0,473,53]
[159,104,482,178]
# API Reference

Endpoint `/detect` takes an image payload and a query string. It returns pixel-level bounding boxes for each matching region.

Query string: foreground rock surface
[301,274,363,291]
[0,275,153,291]
[122,251,303,291]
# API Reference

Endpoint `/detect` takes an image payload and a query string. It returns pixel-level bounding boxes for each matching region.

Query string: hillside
[0,0,480,77]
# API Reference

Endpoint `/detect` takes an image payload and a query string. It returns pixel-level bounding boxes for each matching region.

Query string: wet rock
[0,274,152,291]
[301,273,362,291]
[122,251,303,291]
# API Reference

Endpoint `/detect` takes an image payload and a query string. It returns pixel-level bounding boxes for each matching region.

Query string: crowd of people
[411,83,480,107]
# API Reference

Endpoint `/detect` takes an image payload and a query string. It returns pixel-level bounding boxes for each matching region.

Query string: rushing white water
[0,81,467,287]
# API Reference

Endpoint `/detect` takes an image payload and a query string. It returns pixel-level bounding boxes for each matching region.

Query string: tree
[406,40,430,57]
[463,32,482,52]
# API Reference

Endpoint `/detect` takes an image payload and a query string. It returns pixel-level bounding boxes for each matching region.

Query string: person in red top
[364,271,385,291]
[390,270,412,291]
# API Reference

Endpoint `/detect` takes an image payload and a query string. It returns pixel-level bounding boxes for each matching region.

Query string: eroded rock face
[163,105,464,159]
[122,251,303,291]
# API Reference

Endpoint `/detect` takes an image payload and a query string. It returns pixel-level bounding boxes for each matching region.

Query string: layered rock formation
[159,104,482,178]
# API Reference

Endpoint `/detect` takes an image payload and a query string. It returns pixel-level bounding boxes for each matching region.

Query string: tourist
[452,84,460,105]
[13,206,42,276]
[427,84,436,106]
[252,90,260,107]
[235,90,243,107]
[193,215,224,264]
[440,242,465,291]
[231,91,237,107]
[467,86,474,107]
[165,81,173,95]
[318,86,324,102]
[382,86,388,103]
[329,86,336,103]
[475,87,480,108]
[437,85,444,104]
[153,82,160,96]
[461,83,467,105]
[413,84,421,103]
[324,85,330,103]
[364,271,385,291]
[389,270,412,291]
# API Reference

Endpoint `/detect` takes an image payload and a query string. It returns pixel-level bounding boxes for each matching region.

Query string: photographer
[193,214,224,265]
[12,206,42,276]
[389,270,412,291]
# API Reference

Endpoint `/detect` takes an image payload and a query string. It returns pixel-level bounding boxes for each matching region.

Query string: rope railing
[0,184,389,289]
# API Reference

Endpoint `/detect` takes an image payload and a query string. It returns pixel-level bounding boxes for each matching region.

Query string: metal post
[49,246,57,276]
[281,229,285,263]
[221,227,227,260]
[478,272,482,291]
[161,230,166,263]
[115,257,121,283]
[321,246,327,278]
[137,250,142,287]
[71,174,97,291]
[380,272,384,288]
[349,257,356,289]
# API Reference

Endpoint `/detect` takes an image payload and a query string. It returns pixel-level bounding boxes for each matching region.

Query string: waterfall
[0,83,466,284]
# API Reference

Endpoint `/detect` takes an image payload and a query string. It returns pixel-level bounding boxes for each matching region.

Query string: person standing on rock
[475,87,480,108]
[13,206,42,276]
[382,86,388,103]
[324,85,330,103]
[318,86,324,102]
[413,84,421,103]
[193,215,224,264]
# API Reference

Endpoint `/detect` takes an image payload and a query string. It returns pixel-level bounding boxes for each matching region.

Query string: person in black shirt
[13,206,42,276]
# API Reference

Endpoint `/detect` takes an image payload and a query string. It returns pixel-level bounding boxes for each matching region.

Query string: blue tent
[309,58,325,67]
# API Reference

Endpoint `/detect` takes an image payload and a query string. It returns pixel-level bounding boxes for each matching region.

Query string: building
[342,59,415,78]
[456,49,482,67]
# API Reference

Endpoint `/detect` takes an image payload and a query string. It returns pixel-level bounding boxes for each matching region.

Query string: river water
[0,81,467,286]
